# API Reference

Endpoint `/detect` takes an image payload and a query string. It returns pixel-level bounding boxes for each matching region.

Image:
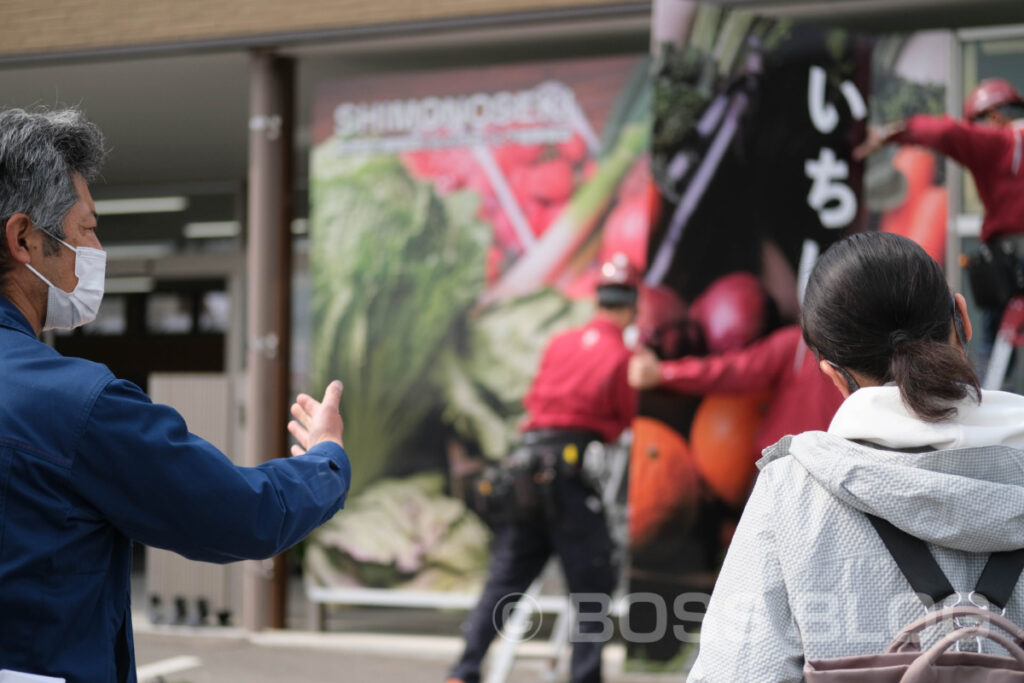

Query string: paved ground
[133,572,692,682]
[133,623,684,682]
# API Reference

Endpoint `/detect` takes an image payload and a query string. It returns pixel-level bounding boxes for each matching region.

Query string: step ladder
[983,297,1024,390]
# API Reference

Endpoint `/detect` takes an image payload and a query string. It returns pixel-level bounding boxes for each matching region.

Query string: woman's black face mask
[952,300,968,349]
[826,361,860,394]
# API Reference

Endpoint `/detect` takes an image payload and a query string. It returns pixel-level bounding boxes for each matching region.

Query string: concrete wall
[1,0,639,57]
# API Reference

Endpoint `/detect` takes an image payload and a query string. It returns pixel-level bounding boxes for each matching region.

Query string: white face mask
[25,233,106,331]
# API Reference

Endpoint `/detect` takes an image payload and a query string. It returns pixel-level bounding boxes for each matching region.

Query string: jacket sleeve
[686,472,804,682]
[612,352,639,432]
[659,327,798,396]
[890,114,1008,171]
[70,378,351,563]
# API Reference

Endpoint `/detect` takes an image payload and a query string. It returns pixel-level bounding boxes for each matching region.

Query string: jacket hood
[759,386,1024,552]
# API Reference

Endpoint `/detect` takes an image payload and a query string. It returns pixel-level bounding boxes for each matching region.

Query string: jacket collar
[827,385,1024,451]
[0,296,38,339]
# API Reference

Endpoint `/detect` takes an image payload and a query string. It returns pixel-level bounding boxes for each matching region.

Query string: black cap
[597,284,638,307]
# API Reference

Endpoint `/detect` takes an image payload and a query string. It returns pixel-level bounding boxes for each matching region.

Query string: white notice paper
[0,671,65,683]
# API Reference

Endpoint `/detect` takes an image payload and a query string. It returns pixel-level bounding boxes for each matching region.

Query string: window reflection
[198,291,230,334]
[82,295,127,336]
[146,293,193,334]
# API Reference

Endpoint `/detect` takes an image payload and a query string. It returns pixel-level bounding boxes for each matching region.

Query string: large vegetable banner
[306,56,651,593]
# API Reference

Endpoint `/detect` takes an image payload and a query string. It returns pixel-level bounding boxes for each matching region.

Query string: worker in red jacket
[855,78,1024,370]
[448,254,638,683]
[628,325,842,460]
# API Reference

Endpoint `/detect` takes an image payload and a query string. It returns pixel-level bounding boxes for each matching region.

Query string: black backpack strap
[867,514,955,605]
[855,439,1024,609]
[975,548,1024,610]
[868,514,1024,610]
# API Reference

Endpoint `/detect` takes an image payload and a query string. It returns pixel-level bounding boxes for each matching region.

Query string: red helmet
[637,284,688,332]
[597,252,642,289]
[963,78,1024,121]
[636,284,698,358]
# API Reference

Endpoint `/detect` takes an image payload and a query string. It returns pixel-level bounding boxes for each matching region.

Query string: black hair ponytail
[887,335,980,422]
[802,232,980,423]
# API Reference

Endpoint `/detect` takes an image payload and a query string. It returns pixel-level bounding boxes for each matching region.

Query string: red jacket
[892,114,1024,243]
[522,314,637,443]
[657,325,843,455]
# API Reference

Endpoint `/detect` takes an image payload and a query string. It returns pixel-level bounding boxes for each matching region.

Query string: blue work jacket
[0,297,351,682]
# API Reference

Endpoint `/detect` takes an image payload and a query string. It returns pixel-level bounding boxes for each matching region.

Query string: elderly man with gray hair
[0,108,351,682]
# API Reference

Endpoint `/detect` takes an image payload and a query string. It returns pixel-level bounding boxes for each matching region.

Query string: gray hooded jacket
[687,386,1024,682]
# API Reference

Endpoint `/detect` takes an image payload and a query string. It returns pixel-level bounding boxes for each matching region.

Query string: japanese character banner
[630,1,872,670]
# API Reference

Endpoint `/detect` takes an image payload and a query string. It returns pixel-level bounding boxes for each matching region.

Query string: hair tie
[888,330,910,348]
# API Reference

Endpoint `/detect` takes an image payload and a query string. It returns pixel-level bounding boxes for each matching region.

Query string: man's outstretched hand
[628,346,663,390]
[288,380,344,455]
[853,122,905,162]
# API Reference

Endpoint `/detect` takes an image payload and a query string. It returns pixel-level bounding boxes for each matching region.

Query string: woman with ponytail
[689,232,1024,681]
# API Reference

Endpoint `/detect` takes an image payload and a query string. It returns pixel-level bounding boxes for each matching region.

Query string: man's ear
[819,359,853,399]
[4,214,34,264]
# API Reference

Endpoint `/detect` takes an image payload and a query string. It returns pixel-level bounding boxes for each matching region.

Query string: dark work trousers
[979,304,1003,378]
[448,473,616,683]
[975,235,1024,383]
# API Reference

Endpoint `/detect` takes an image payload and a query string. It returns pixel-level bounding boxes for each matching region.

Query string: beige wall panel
[0,0,635,56]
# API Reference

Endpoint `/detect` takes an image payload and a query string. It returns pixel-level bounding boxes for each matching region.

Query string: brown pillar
[243,50,294,631]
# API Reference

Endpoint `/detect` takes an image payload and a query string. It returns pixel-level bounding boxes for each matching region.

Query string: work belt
[966,237,1024,310]
[993,235,1024,253]
[520,429,603,468]
[521,428,602,445]
[468,430,602,525]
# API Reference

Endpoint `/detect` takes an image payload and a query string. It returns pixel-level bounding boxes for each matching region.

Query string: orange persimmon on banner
[628,416,700,548]
[305,56,651,594]
[690,393,769,508]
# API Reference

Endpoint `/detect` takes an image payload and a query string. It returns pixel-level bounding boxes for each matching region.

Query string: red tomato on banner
[600,192,651,271]
[690,272,767,354]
